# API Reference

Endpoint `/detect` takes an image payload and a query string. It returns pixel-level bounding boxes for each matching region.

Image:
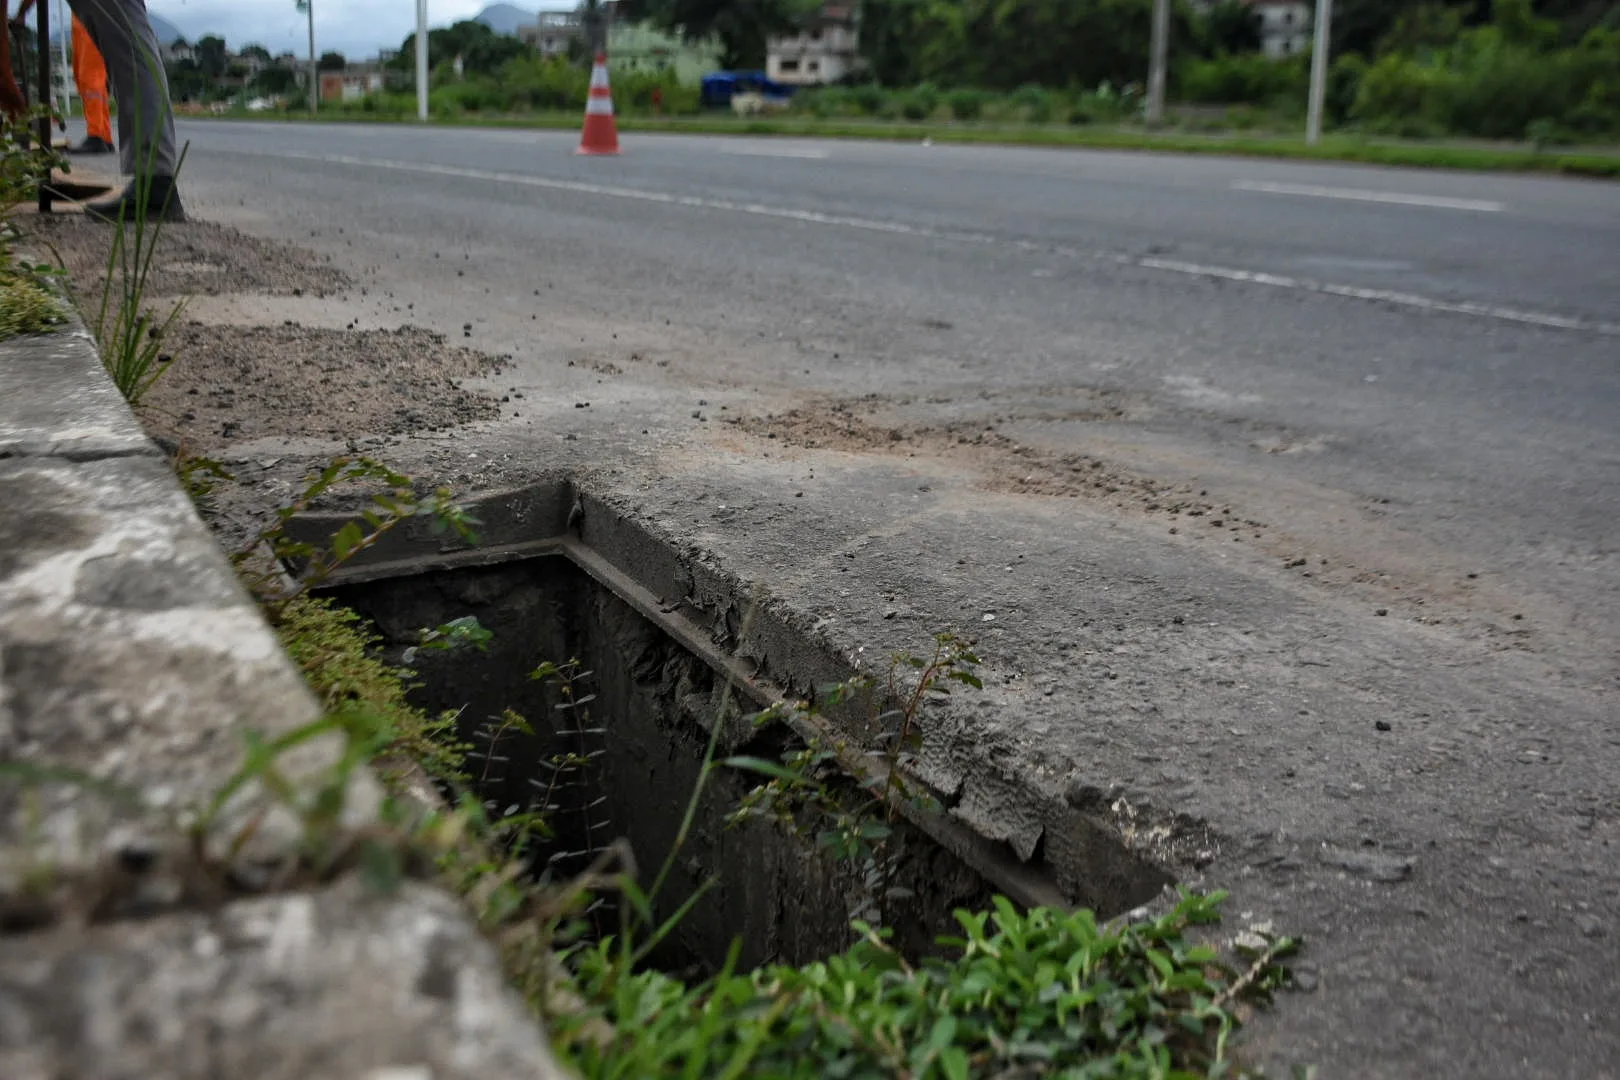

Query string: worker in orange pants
[69,13,113,153]
[9,0,113,152]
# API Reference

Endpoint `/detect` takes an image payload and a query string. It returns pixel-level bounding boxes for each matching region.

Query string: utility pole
[306,0,317,113]
[1306,0,1333,144]
[1145,0,1170,126]
[416,0,428,121]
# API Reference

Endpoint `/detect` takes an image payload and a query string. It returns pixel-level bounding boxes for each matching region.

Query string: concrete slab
[0,875,566,1080]
[0,318,155,460]
[311,422,1620,1078]
[0,453,378,892]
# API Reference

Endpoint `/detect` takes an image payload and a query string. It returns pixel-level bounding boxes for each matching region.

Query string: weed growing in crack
[231,455,479,614]
[526,659,611,888]
[91,146,190,403]
[724,631,980,925]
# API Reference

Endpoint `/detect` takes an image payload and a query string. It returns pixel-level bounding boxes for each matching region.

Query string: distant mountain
[474,4,537,35]
[148,13,185,47]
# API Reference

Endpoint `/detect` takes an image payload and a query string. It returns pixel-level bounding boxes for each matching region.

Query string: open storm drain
[295,480,1171,971]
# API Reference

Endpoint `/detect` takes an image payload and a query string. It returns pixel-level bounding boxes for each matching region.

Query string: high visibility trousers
[72,16,111,143]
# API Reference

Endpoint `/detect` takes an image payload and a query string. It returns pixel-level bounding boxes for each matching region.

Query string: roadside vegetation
[0,108,66,340]
[194,0,1620,177]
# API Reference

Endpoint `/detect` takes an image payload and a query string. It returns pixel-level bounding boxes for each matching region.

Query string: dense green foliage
[859,0,1194,91]
[181,0,1620,143]
[553,891,1296,1078]
[1340,0,1620,138]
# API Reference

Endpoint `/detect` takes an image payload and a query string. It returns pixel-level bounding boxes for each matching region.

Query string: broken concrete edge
[0,304,569,1077]
[295,473,1196,918]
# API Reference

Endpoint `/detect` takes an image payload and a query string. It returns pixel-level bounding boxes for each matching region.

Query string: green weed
[92,152,189,404]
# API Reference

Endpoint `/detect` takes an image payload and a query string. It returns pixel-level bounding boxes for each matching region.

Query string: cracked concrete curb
[0,313,567,1078]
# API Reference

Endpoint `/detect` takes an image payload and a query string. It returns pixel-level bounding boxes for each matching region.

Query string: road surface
[170,121,1620,1078]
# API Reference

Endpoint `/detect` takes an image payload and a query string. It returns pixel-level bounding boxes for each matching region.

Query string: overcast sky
[147,0,495,60]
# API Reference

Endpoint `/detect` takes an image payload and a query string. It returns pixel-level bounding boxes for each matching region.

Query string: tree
[616,0,820,70]
[387,20,534,78]
[252,65,299,96]
[1376,3,1467,55]
[319,50,346,70]
[240,43,273,62]
[194,34,228,80]
[1199,0,1263,55]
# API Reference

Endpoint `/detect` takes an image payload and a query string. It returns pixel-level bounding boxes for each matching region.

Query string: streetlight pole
[1306,0,1333,144]
[306,0,317,113]
[416,0,428,121]
[1145,0,1170,126]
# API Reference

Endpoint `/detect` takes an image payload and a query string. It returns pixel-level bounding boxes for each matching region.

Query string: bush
[850,83,886,116]
[1445,46,1580,138]
[1328,53,1367,123]
[1180,53,1306,105]
[1010,83,1054,122]
[1347,21,1620,141]
[1351,54,1458,130]
[947,89,985,120]
[900,82,940,121]
[499,55,588,111]
[430,78,506,114]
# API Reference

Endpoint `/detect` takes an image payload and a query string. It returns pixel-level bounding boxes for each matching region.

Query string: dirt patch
[141,323,508,451]
[731,400,1236,523]
[732,398,1556,652]
[25,216,348,301]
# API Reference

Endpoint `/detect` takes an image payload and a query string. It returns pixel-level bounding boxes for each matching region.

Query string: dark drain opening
[325,555,997,969]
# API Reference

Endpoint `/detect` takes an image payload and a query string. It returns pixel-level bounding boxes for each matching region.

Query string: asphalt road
[169,121,1620,1077]
[180,120,1620,645]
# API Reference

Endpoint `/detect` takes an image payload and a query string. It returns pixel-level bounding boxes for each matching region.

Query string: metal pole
[1145,0,1169,126]
[36,0,51,212]
[307,0,318,113]
[416,0,428,121]
[1306,0,1333,144]
[55,0,70,129]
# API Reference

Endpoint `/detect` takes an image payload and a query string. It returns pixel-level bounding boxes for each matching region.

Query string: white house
[766,3,859,86]
[517,11,580,58]
[1245,0,1312,58]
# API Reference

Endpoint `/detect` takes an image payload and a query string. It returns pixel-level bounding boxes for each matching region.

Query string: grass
[199,107,1620,178]
[0,270,66,338]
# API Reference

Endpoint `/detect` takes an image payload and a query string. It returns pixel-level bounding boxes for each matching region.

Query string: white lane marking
[216,149,1616,335]
[1136,258,1610,332]
[719,143,829,160]
[1232,179,1506,213]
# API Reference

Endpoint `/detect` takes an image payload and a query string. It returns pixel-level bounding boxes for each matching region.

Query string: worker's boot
[68,135,115,154]
[86,175,185,224]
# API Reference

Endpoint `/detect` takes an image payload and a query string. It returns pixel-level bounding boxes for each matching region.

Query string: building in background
[1245,0,1311,58]
[517,6,719,80]
[320,61,386,103]
[517,11,579,58]
[766,3,859,87]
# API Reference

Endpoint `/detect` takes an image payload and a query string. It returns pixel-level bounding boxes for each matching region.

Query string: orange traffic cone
[578,52,620,156]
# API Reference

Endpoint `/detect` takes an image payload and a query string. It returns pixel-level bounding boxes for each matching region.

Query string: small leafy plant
[724,632,981,923]
[232,455,480,614]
